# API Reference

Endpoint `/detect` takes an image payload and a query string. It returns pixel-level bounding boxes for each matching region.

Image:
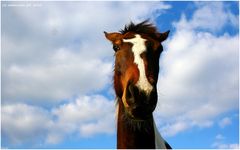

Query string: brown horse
[104,20,171,149]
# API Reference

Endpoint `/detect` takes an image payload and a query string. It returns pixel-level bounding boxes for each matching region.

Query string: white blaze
[123,34,153,94]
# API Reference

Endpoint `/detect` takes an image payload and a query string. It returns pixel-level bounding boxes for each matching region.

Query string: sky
[1,1,239,149]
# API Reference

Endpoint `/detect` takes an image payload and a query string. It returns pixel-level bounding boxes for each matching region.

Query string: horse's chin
[129,115,152,122]
[125,108,153,122]
[122,110,154,131]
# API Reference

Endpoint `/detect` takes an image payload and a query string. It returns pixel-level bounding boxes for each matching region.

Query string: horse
[104,20,171,149]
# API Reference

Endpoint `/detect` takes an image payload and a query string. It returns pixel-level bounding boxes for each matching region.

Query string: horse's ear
[104,31,123,42]
[157,30,170,42]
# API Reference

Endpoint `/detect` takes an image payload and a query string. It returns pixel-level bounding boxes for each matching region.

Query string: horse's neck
[117,101,155,148]
[116,100,165,149]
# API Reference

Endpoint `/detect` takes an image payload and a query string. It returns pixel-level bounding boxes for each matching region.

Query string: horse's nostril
[125,83,135,104]
[126,83,140,103]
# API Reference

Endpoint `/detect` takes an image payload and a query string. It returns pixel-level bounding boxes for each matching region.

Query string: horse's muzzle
[124,82,158,120]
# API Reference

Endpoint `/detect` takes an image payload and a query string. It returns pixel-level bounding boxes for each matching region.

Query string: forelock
[119,20,158,39]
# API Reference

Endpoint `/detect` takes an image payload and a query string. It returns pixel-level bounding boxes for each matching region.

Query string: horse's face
[105,29,169,120]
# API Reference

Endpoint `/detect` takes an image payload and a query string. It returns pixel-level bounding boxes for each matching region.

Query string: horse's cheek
[114,74,123,98]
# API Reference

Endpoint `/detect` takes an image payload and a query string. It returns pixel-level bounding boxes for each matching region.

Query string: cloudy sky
[1,1,239,149]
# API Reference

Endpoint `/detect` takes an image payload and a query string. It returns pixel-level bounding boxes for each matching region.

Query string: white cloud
[218,117,232,128]
[3,49,112,104]
[79,116,114,138]
[51,95,115,144]
[2,95,115,146]
[220,144,239,149]
[176,2,239,32]
[47,95,115,144]
[212,133,239,149]
[2,103,51,145]
[212,142,239,149]
[212,141,239,149]
[154,2,238,137]
[160,119,190,137]
[215,134,225,140]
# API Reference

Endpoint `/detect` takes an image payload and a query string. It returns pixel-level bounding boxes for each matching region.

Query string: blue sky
[1,1,239,149]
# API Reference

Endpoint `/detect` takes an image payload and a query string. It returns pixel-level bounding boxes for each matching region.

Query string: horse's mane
[119,20,158,39]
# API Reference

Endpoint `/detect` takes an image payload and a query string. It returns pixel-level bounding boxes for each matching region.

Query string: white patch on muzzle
[123,34,153,95]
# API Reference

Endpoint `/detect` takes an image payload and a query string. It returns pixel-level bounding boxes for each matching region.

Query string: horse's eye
[113,45,120,52]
